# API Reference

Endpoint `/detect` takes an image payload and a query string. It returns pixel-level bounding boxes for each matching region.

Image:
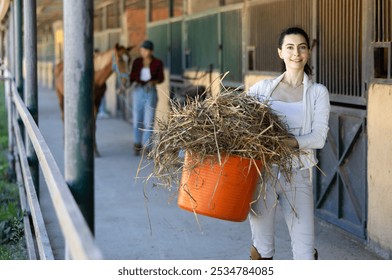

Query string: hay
[142,86,299,190]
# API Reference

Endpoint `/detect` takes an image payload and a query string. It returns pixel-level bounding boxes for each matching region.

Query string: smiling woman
[270,34,311,104]
[247,27,330,260]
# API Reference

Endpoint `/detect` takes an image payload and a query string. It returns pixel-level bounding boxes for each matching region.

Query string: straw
[141,85,299,190]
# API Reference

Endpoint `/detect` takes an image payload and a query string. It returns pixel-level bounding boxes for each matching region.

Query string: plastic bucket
[178,152,262,222]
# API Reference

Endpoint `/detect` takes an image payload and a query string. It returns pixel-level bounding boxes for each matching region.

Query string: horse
[54,43,133,156]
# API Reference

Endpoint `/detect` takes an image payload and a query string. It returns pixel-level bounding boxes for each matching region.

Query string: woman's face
[278,34,310,72]
[140,47,152,59]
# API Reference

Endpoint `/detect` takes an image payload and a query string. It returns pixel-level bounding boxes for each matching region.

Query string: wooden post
[169,0,174,17]
[146,0,151,23]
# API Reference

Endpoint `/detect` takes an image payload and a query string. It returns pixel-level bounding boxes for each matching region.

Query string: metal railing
[1,65,103,260]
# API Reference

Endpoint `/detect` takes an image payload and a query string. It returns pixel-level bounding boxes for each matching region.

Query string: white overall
[249,99,315,260]
[248,73,330,260]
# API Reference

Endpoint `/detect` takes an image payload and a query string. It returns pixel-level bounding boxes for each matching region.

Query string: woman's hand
[281,137,299,148]
[148,80,157,87]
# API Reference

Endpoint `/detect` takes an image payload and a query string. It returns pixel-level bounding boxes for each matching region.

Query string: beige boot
[250,245,273,260]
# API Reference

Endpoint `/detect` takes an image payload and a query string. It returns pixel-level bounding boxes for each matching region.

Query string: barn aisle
[37,86,381,260]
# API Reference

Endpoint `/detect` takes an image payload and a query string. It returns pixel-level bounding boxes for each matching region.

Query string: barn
[0,0,391,259]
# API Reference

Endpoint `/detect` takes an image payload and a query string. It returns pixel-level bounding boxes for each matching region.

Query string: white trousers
[249,167,315,260]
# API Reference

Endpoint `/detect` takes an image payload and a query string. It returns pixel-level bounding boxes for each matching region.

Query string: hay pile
[144,88,298,189]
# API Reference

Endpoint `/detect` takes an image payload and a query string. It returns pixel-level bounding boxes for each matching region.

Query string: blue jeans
[132,85,158,146]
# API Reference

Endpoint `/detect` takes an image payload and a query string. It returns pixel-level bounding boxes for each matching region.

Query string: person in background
[247,27,330,260]
[129,40,164,156]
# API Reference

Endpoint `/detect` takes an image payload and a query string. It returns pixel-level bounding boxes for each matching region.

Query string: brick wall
[125,9,146,56]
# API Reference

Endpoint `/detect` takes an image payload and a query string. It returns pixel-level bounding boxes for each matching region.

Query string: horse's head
[112,43,134,91]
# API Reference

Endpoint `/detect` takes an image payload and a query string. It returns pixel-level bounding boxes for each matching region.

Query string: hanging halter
[112,53,130,81]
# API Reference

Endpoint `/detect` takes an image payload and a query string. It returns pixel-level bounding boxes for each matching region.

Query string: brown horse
[54,43,133,156]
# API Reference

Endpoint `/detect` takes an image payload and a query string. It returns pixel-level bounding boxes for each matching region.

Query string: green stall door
[170,21,182,76]
[186,14,219,71]
[147,24,169,66]
[221,10,242,83]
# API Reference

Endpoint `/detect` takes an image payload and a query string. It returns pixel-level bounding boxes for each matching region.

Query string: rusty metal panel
[248,0,313,73]
[317,0,364,104]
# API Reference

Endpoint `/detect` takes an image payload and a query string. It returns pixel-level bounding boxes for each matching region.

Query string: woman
[248,27,330,260]
[130,40,164,156]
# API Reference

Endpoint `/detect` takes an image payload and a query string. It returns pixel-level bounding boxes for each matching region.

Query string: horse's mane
[54,62,63,76]
[94,49,113,71]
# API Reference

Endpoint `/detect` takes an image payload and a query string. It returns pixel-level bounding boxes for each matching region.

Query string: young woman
[248,27,330,260]
[129,40,164,156]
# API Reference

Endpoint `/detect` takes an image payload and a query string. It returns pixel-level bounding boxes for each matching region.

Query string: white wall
[367,83,392,258]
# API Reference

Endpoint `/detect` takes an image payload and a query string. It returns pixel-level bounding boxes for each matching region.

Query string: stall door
[314,0,367,239]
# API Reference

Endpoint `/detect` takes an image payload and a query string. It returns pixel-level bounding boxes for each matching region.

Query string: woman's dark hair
[278,27,312,76]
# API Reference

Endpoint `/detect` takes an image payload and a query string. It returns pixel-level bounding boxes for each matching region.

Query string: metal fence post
[23,0,39,195]
[63,0,95,234]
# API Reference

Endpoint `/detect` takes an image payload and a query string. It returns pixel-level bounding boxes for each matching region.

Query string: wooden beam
[13,117,54,260]
[95,0,115,10]
[10,79,103,260]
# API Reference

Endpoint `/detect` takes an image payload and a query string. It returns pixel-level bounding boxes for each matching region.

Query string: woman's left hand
[281,137,299,148]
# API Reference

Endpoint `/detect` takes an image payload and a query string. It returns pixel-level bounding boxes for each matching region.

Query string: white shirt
[270,99,303,137]
[140,67,151,82]
[248,73,330,169]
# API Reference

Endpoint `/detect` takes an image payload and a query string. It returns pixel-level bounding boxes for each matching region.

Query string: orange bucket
[178,152,262,222]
